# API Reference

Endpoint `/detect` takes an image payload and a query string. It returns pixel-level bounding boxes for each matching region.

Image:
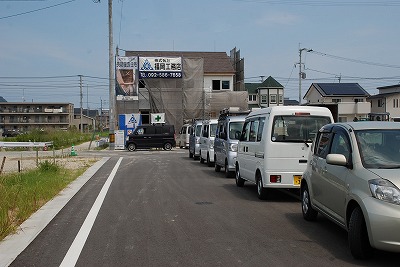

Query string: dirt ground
[0,142,100,174]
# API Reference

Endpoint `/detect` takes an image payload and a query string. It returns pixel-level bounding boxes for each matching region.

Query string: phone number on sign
[139,72,182,78]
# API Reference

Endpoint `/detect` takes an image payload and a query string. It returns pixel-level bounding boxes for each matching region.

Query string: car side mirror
[326,154,348,167]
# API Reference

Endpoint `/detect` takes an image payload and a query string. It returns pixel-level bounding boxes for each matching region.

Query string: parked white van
[177,123,191,148]
[199,119,218,167]
[235,106,334,199]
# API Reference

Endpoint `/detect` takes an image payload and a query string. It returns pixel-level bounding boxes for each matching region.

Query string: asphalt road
[3,149,399,266]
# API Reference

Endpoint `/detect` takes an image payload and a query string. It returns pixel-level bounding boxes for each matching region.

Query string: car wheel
[301,184,318,221]
[235,165,245,187]
[224,160,233,178]
[348,207,373,259]
[214,160,221,172]
[207,153,214,167]
[256,174,268,200]
[200,151,205,163]
[163,142,172,151]
[127,143,136,152]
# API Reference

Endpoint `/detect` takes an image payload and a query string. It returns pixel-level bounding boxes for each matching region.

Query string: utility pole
[79,75,83,133]
[298,47,312,104]
[87,85,89,116]
[100,97,103,131]
[108,0,116,150]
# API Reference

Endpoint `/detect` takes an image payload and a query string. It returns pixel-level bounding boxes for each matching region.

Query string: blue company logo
[140,59,154,71]
[128,115,137,125]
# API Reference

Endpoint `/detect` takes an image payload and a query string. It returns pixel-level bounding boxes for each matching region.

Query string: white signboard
[115,130,126,150]
[151,113,165,124]
[139,57,182,79]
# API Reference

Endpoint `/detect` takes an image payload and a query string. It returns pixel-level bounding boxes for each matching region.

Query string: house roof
[125,51,235,74]
[245,83,260,94]
[0,96,7,102]
[306,83,370,98]
[245,76,284,94]
[259,76,283,88]
[368,92,399,99]
[377,84,400,90]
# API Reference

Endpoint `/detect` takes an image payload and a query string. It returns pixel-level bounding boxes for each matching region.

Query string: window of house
[332,98,342,103]
[212,80,220,90]
[394,99,396,108]
[270,94,277,104]
[279,94,283,104]
[354,98,363,103]
[248,95,257,102]
[378,99,384,107]
[221,80,230,90]
[260,95,268,104]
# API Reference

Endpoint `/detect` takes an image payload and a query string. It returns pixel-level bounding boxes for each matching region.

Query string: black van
[126,124,176,151]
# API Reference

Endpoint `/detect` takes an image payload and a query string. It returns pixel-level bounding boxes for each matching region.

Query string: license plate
[293,175,302,185]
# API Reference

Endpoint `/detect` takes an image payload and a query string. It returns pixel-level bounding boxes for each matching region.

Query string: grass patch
[0,160,88,240]
[2,128,109,150]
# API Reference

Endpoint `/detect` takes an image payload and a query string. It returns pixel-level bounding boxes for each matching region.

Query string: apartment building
[0,102,74,133]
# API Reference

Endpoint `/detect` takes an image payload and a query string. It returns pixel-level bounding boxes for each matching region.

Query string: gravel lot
[0,142,100,174]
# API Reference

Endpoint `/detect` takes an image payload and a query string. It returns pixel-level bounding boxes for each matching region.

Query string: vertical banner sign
[139,57,182,79]
[115,130,126,150]
[116,56,138,96]
[118,113,142,139]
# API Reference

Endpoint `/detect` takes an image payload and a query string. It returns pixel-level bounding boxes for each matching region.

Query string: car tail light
[295,112,310,116]
[270,175,281,183]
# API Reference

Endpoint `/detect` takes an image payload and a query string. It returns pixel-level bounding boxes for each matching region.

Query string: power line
[232,0,400,6]
[309,50,400,68]
[0,0,76,20]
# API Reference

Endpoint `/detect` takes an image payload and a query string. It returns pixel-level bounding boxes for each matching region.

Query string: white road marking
[60,157,123,267]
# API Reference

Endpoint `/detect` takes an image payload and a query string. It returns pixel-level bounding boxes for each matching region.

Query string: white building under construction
[115,48,247,131]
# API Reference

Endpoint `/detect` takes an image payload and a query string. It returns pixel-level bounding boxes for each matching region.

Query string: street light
[298,48,312,104]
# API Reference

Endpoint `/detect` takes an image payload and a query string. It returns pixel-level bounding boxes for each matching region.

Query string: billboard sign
[139,57,182,79]
[116,56,138,96]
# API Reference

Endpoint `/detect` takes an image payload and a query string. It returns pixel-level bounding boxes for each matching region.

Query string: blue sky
[1,0,399,109]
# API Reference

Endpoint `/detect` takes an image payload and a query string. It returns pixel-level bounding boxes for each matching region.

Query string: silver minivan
[214,112,248,177]
[199,119,218,167]
[189,120,202,160]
